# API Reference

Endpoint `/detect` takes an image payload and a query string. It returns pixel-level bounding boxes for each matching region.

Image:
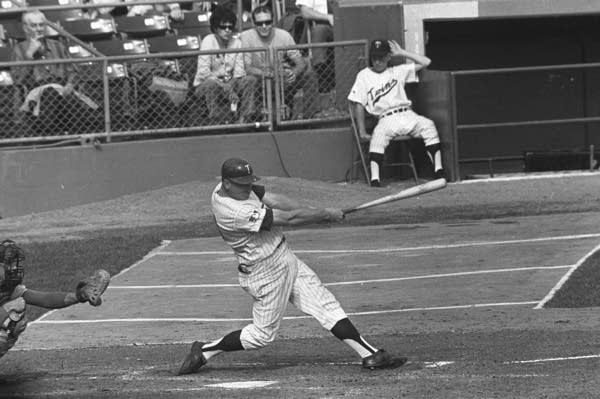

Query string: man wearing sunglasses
[240,5,319,120]
[193,5,258,124]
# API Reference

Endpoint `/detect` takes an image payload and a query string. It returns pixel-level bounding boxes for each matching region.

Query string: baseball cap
[221,157,260,184]
[370,39,391,59]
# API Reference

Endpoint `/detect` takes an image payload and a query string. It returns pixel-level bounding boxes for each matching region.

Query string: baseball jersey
[347,64,418,116]
[295,0,328,14]
[212,183,285,265]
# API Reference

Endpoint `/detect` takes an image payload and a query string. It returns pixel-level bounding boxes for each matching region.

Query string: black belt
[380,107,410,119]
[238,237,286,275]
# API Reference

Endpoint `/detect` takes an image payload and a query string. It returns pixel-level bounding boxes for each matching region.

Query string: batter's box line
[32,301,539,325]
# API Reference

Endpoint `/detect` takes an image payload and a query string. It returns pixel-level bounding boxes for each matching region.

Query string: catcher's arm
[22,290,79,308]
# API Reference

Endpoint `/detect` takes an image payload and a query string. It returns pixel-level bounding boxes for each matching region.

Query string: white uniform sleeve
[395,63,418,84]
[347,71,366,105]
[233,204,267,233]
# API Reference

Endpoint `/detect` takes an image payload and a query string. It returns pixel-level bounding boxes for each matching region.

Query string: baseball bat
[342,178,447,215]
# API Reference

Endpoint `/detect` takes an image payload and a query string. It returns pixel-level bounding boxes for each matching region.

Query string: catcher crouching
[0,239,110,358]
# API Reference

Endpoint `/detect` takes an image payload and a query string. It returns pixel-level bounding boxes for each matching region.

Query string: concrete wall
[0,127,356,218]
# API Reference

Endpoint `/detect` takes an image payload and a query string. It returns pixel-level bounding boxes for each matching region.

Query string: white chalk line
[505,354,600,364]
[156,233,600,256]
[33,301,538,324]
[459,170,600,184]
[106,265,572,290]
[535,241,600,309]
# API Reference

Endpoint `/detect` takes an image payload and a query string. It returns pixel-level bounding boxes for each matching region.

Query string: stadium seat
[114,14,170,39]
[28,0,86,22]
[60,17,116,41]
[92,37,147,56]
[146,35,199,81]
[348,103,418,184]
[1,18,25,42]
[170,11,211,38]
[146,35,199,53]
[0,46,14,86]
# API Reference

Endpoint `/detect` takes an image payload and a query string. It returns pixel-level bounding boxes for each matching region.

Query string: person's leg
[296,70,320,118]
[409,113,444,177]
[368,119,395,186]
[310,24,334,93]
[233,75,258,123]
[179,250,297,374]
[288,256,385,362]
[38,87,66,135]
[195,80,227,122]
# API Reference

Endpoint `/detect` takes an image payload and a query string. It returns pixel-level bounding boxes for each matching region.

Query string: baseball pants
[370,110,440,154]
[238,242,347,349]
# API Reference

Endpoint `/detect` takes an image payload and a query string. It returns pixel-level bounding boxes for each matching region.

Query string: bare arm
[352,101,370,141]
[298,5,333,25]
[262,192,304,211]
[261,192,342,226]
[23,289,79,309]
[272,207,342,226]
[389,40,431,72]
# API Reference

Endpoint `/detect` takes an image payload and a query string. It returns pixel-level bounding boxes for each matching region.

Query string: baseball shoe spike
[178,341,207,375]
[362,349,406,370]
[434,169,446,180]
[370,179,382,188]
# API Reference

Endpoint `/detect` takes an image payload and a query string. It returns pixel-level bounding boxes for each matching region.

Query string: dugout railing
[0,39,367,145]
[415,63,600,181]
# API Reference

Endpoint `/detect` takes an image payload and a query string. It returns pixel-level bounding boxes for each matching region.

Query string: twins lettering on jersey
[368,78,398,106]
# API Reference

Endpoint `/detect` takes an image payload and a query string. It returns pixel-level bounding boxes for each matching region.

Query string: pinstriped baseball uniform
[348,63,440,154]
[212,183,347,350]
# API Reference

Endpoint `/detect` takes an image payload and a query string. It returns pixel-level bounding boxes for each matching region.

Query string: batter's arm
[262,192,306,211]
[23,289,79,308]
[272,207,343,226]
[389,40,431,72]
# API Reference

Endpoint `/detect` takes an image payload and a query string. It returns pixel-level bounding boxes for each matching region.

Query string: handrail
[451,61,600,76]
[1,0,206,14]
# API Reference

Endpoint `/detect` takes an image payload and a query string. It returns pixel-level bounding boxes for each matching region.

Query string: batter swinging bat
[343,178,447,215]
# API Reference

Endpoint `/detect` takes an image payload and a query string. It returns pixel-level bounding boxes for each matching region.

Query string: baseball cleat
[434,169,446,180]
[362,349,406,370]
[178,341,207,375]
[370,179,382,187]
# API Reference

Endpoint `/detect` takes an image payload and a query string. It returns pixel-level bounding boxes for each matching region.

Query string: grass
[544,251,600,308]
[21,224,206,320]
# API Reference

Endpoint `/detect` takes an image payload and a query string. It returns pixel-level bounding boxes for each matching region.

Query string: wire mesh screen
[274,40,366,126]
[0,40,366,143]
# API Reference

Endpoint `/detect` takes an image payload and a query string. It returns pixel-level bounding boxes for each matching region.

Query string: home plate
[205,381,278,389]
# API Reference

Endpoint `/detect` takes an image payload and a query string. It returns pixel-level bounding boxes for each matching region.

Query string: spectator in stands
[127,0,184,21]
[240,5,319,119]
[193,5,257,124]
[295,0,334,92]
[11,10,99,135]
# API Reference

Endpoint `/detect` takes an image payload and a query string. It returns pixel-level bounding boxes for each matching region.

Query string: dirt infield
[1,172,600,398]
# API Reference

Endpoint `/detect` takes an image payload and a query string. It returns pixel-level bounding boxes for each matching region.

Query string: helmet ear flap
[0,240,25,289]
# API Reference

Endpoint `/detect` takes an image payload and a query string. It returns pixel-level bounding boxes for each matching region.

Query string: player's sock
[370,161,380,182]
[330,318,377,358]
[425,144,443,172]
[202,330,244,360]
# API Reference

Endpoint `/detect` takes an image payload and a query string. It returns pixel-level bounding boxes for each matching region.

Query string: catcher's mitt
[0,240,25,291]
[76,269,110,306]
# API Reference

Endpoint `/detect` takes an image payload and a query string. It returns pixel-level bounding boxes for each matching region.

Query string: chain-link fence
[0,38,367,145]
